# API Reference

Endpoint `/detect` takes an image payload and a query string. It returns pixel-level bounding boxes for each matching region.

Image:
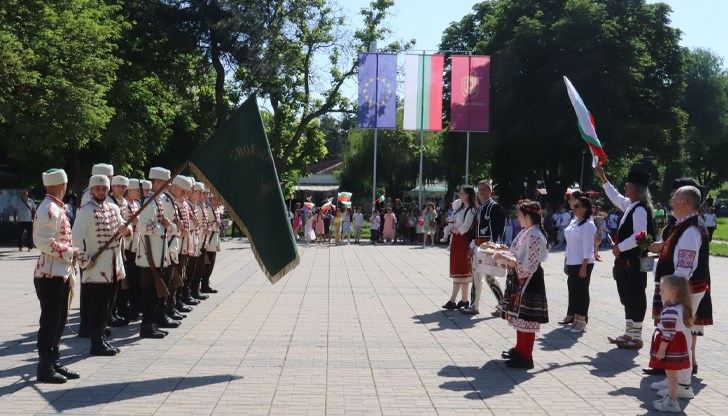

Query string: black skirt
[502,265,549,324]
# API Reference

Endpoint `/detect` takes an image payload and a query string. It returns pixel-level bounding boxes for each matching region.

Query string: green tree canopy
[440,0,686,207]
[0,0,123,173]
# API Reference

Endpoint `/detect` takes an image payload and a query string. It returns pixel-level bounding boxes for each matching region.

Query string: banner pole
[465,131,471,185]
[372,128,378,211]
[419,131,424,209]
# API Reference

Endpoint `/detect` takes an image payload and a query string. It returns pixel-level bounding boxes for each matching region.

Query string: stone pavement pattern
[0,241,726,415]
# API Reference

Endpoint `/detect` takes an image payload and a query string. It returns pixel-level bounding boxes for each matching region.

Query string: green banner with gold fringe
[189,95,299,283]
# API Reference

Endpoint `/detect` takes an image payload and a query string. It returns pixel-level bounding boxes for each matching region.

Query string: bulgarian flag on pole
[378,194,385,203]
[404,54,444,130]
[563,76,607,166]
[338,192,352,203]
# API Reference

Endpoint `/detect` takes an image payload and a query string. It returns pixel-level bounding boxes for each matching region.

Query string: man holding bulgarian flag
[565,76,658,350]
[564,76,607,167]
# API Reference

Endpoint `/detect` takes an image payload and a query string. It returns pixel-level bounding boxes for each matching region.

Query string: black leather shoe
[558,316,574,325]
[192,291,209,300]
[442,301,457,310]
[117,305,139,321]
[140,324,166,339]
[642,367,666,376]
[184,295,200,305]
[456,300,469,309]
[157,315,181,328]
[108,316,128,327]
[90,340,118,356]
[501,348,518,359]
[37,365,67,384]
[51,350,80,379]
[152,324,169,336]
[505,357,534,369]
[176,301,193,313]
[103,339,120,354]
[168,309,185,320]
[200,286,218,294]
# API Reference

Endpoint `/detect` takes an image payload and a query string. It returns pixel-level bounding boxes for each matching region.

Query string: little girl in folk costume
[649,275,693,413]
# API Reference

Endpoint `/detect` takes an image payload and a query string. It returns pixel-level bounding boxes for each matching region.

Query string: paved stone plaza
[0,240,725,415]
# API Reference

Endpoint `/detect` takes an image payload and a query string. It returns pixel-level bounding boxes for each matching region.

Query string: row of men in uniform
[32,163,225,384]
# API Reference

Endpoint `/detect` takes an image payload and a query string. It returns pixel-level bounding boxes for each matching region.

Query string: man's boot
[182,286,200,305]
[156,307,181,329]
[176,294,193,313]
[116,291,139,321]
[166,301,185,320]
[190,276,208,300]
[200,278,218,294]
[37,351,67,384]
[140,324,166,339]
[51,348,79,379]
[90,333,118,356]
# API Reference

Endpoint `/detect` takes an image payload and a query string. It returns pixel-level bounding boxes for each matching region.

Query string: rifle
[82,161,189,269]
[143,234,170,298]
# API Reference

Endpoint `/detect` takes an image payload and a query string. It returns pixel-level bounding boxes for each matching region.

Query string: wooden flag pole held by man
[189,94,300,284]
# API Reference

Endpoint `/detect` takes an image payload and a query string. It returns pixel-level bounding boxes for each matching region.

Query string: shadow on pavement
[537,326,583,352]
[413,310,491,332]
[3,374,240,412]
[587,348,640,377]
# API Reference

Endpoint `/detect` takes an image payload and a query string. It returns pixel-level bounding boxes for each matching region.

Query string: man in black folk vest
[596,166,656,349]
[462,180,506,316]
[642,185,711,399]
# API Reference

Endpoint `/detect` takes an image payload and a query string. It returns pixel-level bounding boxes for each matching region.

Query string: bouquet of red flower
[634,230,653,251]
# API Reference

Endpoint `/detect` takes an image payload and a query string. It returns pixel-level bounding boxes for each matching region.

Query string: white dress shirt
[602,182,647,252]
[563,218,597,265]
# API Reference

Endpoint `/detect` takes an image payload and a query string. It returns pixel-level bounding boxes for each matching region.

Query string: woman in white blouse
[496,200,549,369]
[562,196,597,333]
[442,187,477,311]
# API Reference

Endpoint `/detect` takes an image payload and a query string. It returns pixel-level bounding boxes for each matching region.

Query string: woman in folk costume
[442,186,477,311]
[498,200,549,369]
[33,169,81,383]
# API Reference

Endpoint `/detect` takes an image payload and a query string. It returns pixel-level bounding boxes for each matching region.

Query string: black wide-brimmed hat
[626,169,650,187]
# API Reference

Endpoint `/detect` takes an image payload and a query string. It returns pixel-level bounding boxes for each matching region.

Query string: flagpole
[419,131,424,209]
[372,128,378,211]
[465,131,471,185]
[418,50,426,210]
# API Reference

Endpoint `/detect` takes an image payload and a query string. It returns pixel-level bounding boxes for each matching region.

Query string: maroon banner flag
[450,55,490,132]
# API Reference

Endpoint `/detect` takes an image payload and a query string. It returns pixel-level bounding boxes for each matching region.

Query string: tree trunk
[210,29,226,126]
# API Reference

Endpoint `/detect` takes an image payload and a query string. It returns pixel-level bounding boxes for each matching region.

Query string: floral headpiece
[518,200,542,215]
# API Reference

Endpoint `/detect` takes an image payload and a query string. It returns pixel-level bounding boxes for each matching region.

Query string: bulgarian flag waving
[563,76,607,166]
[338,192,352,203]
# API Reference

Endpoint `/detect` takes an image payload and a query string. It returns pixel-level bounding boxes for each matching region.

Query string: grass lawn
[710,242,728,257]
[712,217,728,241]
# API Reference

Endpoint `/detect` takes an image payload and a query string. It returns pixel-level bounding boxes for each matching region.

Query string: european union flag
[357,53,397,129]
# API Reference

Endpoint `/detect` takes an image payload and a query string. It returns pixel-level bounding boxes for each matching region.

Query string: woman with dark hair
[561,196,596,332]
[442,187,477,311]
[497,200,549,369]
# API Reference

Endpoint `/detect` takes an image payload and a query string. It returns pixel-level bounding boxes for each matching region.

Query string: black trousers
[83,283,114,338]
[139,267,169,325]
[201,251,217,287]
[566,264,594,316]
[17,221,34,249]
[125,250,141,306]
[35,277,70,353]
[613,262,647,322]
[185,255,198,291]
